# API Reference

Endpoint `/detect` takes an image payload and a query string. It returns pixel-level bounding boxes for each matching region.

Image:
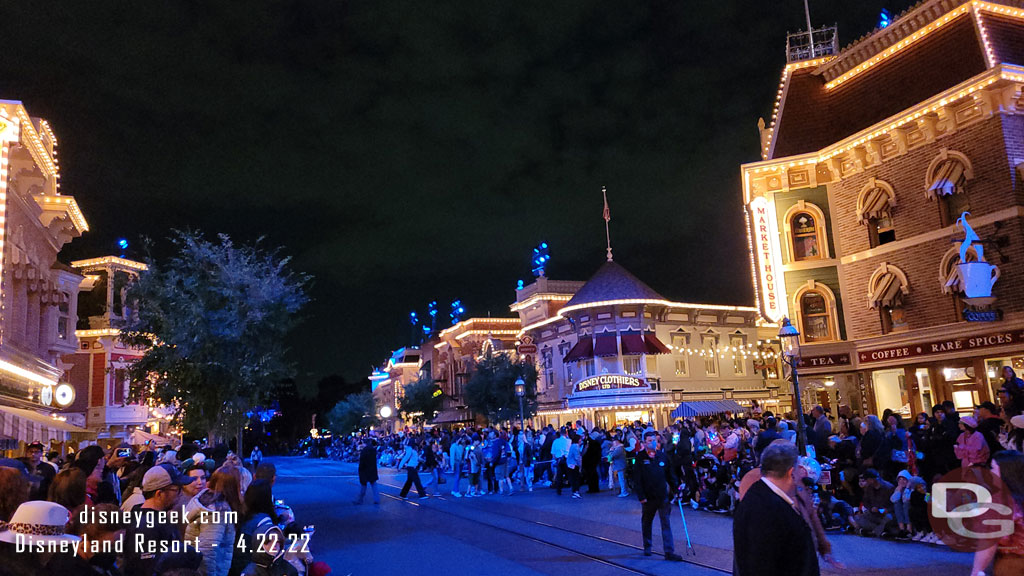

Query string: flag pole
[804,0,815,58]
[602,186,613,262]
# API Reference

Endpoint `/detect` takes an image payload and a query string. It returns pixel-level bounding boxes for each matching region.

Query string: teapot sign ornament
[955,212,1000,299]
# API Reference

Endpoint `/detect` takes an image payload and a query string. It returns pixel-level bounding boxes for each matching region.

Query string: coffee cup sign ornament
[955,212,1000,298]
[54,384,75,407]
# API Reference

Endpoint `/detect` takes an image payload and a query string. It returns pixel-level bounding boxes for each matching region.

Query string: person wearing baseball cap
[975,402,1004,460]
[123,464,196,576]
[19,440,55,500]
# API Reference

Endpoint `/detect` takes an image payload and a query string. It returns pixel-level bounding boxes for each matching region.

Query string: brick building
[743,0,1024,417]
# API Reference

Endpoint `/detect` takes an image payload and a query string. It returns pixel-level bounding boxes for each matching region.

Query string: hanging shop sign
[798,353,852,369]
[749,196,787,323]
[858,329,1024,364]
[574,374,646,394]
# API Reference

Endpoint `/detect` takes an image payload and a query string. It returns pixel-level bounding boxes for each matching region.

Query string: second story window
[702,334,719,377]
[858,179,897,248]
[730,334,747,375]
[623,356,641,375]
[790,212,821,260]
[796,284,837,343]
[925,150,973,227]
[57,294,71,341]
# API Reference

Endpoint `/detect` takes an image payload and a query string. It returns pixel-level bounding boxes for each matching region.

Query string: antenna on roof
[602,186,613,262]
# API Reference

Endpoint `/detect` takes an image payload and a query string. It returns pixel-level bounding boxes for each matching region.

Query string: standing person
[397,440,427,499]
[19,441,55,500]
[635,431,683,561]
[812,406,832,455]
[971,450,1024,576]
[734,442,819,576]
[550,429,570,495]
[566,434,584,499]
[976,402,1005,460]
[516,430,534,493]
[123,464,200,576]
[954,416,990,468]
[184,468,243,576]
[609,438,629,497]
[449,436,466,497]
[353,438,380,505]
[250,446,263,471]
[583,430,602,493]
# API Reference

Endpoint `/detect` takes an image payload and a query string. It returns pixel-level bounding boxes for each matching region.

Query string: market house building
[369,346,424,429]
[0,101,92,454]
[742,0,1024,417]
[513,261,775,429]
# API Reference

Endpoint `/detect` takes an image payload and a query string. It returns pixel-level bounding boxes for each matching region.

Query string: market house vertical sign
[750,196,787,322]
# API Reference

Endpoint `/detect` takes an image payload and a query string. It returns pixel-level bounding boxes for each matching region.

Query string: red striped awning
[644,332,671,355]
[620,331,646,355]
[563,336,594,362]
[594,333,619,357]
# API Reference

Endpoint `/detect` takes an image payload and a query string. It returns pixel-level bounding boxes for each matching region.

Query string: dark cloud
[0,1,914,383]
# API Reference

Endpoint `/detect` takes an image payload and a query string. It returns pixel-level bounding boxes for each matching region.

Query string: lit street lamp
[778,317,808,456]
[514,377,526,487]
[379,405,393,434]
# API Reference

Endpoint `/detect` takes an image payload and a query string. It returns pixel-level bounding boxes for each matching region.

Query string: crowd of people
[344,366,1024,575]
[0,441,331,576]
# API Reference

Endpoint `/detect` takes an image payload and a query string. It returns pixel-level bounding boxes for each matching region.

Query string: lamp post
[514,377,526,488]
[778,317,808,456]
[379,405,393,435]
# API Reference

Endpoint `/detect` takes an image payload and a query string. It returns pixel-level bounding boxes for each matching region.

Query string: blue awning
[670,400,746,419]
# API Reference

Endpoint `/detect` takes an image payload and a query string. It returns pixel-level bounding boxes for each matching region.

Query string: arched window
[867,263,909,334]
[925,150,973,227]
[857,178,897,248]
[783,201,830,262]
[793,281,839,343]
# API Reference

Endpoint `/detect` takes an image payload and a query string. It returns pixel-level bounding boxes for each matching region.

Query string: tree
[400,374,443,426]
[326,391,378,434]
[122,231,309,445]
[464,352,538,424]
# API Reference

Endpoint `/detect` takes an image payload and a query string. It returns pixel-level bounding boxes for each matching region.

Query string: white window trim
[792,280,840,344]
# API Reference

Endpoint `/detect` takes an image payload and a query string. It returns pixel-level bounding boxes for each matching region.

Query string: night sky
[1,1,915,387]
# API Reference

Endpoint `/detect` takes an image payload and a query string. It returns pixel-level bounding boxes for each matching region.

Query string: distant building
[743,0,1024,416]
[514,260,772,429]
[61,256,171,447]
[369,346,424,429]
[0,101,91,454]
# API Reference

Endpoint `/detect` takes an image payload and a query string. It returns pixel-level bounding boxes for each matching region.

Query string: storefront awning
[620,331,646,355]
[594,333,618,357]
[0,403,92,445]
[430,409,474,424]
[926,159,966,199]
[644,332,671,355]
[670,400,746,419]
[868,271,905,309]
[564,337,594,362]
[127,429,178,447]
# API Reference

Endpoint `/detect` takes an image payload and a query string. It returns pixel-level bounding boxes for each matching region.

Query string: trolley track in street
[374,479,731,575]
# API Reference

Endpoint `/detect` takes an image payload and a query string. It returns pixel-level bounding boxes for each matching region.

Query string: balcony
[87,404,148,428]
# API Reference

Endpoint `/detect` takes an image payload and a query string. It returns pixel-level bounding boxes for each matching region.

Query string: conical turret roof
[562,260,666,312]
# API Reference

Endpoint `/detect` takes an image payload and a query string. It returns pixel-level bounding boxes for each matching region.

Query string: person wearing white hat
[122,463,196,576]
[955,416,990,468]
[0,500,79,574]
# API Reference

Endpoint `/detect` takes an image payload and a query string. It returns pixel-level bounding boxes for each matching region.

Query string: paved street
[270,457,972,576]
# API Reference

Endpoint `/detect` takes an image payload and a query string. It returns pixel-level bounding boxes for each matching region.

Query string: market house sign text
[749,197,787,323]
[859,330,1024,364]
[574,375,645,394]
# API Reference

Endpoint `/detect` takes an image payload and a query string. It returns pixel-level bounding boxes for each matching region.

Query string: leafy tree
[464,352,538,424]
[400,374,443,426]
[121,231,309,445]
[326,391,378,434]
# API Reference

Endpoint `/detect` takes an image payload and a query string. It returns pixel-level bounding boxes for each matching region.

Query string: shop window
[581,359,595,378]
[702,334,719,377]
[790,212,822,261]
[730,334,746,375]
[857,179,897,248]
[623,356,641,375]
[798,289,831,338]
[924,150,973,227]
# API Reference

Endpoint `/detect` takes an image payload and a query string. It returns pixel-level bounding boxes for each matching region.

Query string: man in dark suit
[635,431,684,562]
[733,441,819,576]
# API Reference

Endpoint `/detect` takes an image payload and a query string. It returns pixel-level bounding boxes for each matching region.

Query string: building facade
[0,101,92,453]
[61,256,168,447]
[515,260,776,429]
[743,0,1024,417]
